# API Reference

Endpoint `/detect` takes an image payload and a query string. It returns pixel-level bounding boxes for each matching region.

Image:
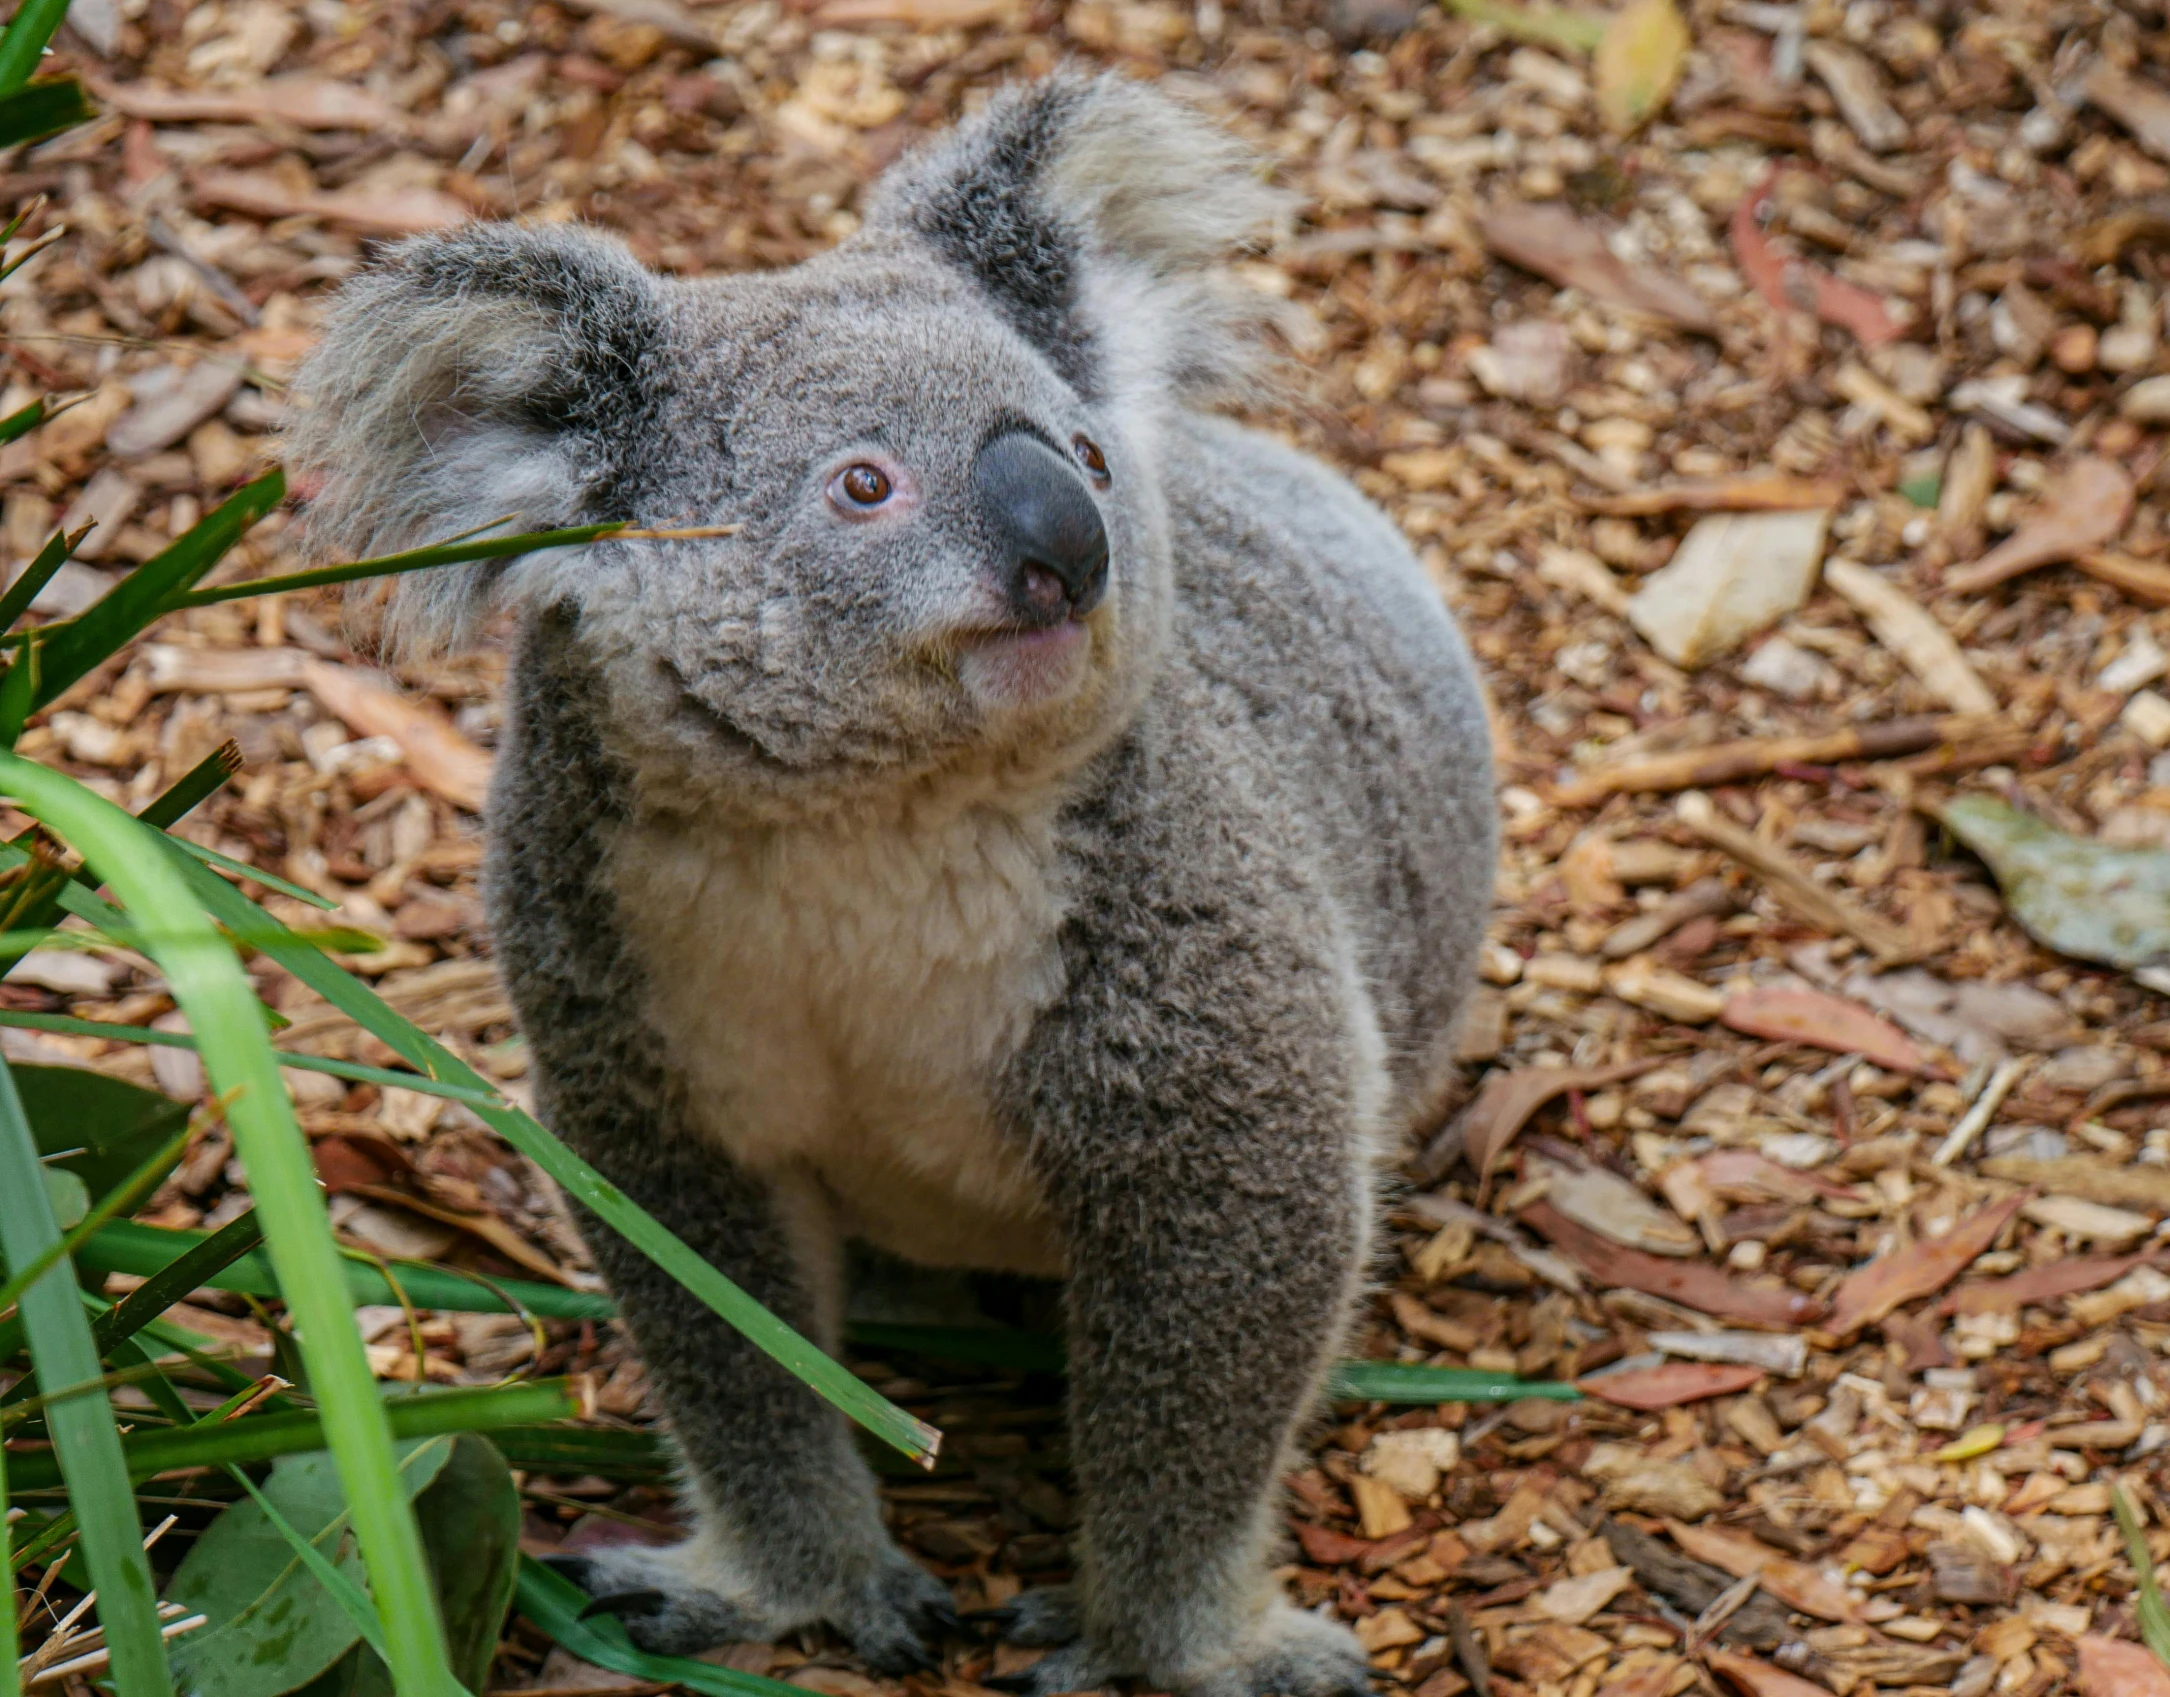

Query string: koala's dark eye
[834,464,892,507]
[1072,435,1110,484]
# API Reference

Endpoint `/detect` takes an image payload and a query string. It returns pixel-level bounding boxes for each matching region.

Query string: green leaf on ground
[166,1438,457,1697]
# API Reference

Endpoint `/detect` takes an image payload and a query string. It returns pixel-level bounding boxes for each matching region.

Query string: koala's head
[290,72,1281,821]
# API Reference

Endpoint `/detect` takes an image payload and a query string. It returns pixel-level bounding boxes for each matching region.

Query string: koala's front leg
[550,1141,955,1670]
[492,619,952,1670]
[1008,887,1379,1697]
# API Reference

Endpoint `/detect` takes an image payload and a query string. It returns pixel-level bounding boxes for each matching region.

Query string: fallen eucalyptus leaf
[1936,794,2170,970]
[1594,0,1689,134]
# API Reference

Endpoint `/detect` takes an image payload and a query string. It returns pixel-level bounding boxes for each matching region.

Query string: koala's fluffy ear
[286,223,666,656]
[862,71,1286,405]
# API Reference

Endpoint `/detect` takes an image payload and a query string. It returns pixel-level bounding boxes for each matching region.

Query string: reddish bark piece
[1720,985,1926,1072]
[1522,1200,1825,1328]
[1478,201,1718,332]
[311,1132,415,1193]
[1451,1057,1662,1184]
[1296,1523,1376,1566]
[1945,457,2138,595]
[1577,1361,1763,1408]
[1826,1193,2028,1337]
[1709,1649,1841,1697]
[1667,1520,1865,1623]
[1730,169,1905,345]
[1946,1252,2151,1315]
[2079,1637,2170,1697]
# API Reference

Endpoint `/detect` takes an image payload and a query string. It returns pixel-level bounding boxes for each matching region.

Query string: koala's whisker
[615,523,743,541]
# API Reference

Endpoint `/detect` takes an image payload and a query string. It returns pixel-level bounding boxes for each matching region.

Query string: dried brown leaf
[1719,985,1925,1072]
[1826,1193,2027,1337]
[1478,202,1717,332]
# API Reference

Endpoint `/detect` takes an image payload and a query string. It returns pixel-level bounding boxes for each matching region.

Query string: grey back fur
[291,68,1494,1697]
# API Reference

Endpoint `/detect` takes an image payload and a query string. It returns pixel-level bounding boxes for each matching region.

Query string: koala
[291,71,1494,1697]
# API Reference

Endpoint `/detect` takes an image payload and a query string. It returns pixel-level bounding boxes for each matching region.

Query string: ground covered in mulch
[14,0,2170,1691]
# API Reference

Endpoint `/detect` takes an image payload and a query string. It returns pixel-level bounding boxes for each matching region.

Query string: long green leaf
[0,76,92,146]
[0,1054,170,1697]
[30,471,284,709]
[2115,1485,2170,1670]
[1327,1361,1582,1402]
[94,1208,266,1353]
[0,0,74,94]
[0,1378,14,1697]
[0,753,462,1697]
[0,521,87,634]
[5,1380,582,1496]
[75,1222,1582,1401]
[80,1219,614,1320]
[514,1557,805,1697]
[136,740,243,831]
[153,846,942,1466]
[0,395,45,447]
[172,520,629,609]
[0,1013,498,1103]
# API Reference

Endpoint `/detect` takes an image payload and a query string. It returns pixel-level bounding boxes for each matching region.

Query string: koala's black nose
[972,431,1109,627]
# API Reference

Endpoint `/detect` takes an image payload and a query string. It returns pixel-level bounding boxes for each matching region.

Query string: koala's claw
[574,1588,670,1621]
[971,1586,1081,1648]
[542,1551,771,1656]
[841,1553,961,1675]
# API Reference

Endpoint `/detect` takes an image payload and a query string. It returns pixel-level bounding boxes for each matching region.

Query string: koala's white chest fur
[607,792,1069,1277]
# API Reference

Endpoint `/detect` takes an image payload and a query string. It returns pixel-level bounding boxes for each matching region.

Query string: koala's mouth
[952,619,1092,712]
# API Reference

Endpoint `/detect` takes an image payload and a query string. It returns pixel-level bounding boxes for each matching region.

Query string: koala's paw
[835,1552,963,1674]
[542,1549,768,1656]
[1179,1605,1373,1697]
[544,1545,957,1675]
[972,1585,1082,1648]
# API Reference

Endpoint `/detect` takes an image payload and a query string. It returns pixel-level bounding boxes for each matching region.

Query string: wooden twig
[1675,792,1916,962]
[1551,714,2000,808]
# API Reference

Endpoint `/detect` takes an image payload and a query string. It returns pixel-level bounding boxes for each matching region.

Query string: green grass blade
[225,1463,393,1660]
[136,740,242,831]
[0,76,92,145]
[0,1055,170,1697]
[0,0,74,94]
[514,1557,805,1697]
[152,849,942,1466]
[0,1404,15,1697]
[0,1118,190,1318]
[0,1015,497,1102]
[30,471,284,711]
[488,1425,670,1481]
[92,1208,266,1354]
[1326,1361,1580,1402]
[169,836,338,908]
[0,396,44,446]
[4,1381,584,1495]
[0,752,461,1697]
[170,521,628,610]
[82,1220,613,1320]
[2115,1485,2170,1669]
[0,523,87,634]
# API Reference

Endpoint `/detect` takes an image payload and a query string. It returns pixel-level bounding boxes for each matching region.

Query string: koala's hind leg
[494,617,953,1671]
[1003,804,1380,1697]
